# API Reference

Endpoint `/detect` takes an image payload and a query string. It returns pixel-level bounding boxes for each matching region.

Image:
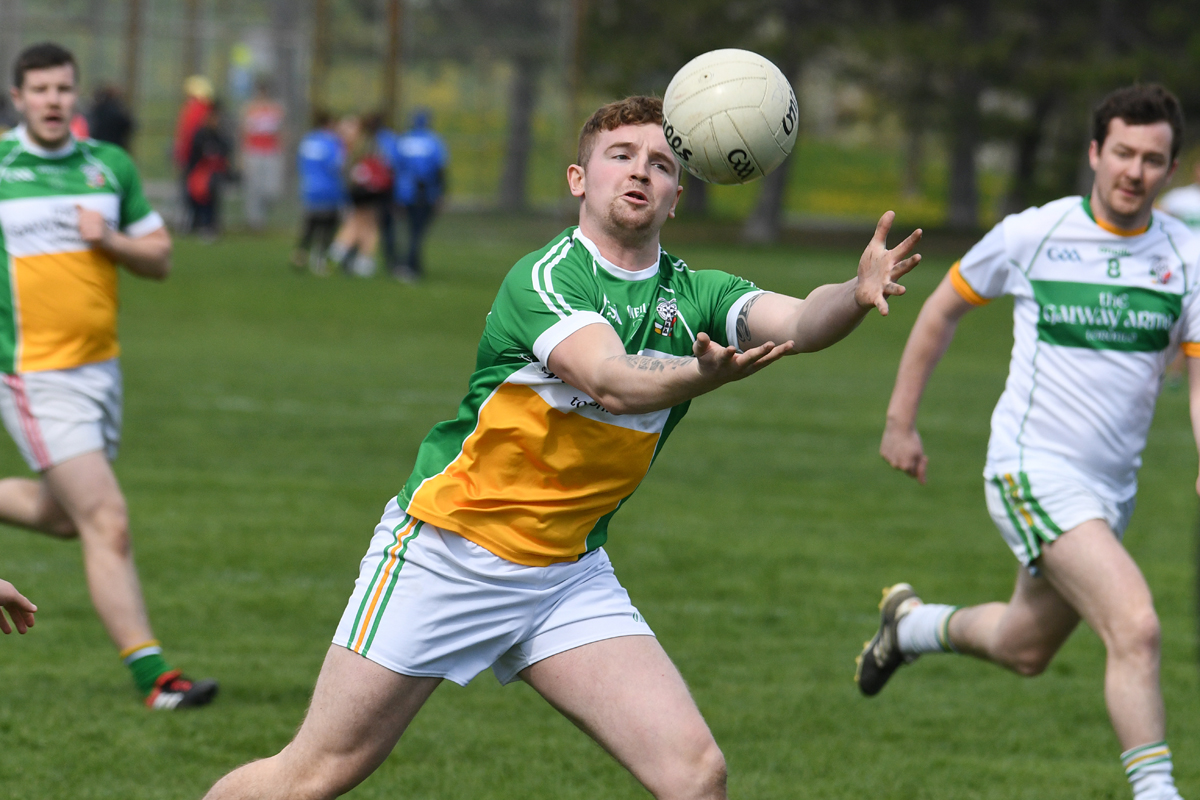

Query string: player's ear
[1088,139,1101,170]
[667,181,683,219]
[567,163,586,198]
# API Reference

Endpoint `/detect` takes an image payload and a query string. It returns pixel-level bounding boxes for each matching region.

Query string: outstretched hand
[0,578,36,634]
[693,331,794,386]
[856,211,922,316]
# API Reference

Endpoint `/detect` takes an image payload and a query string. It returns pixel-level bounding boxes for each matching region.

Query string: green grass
[1,215,1197,798]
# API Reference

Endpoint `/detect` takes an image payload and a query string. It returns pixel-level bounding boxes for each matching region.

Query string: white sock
[1123,742,1181,800]
[328,241,350,264]
[896,602,958,655]
[352,254,377,277]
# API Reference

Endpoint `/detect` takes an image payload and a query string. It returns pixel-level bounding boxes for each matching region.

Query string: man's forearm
[885,290,965,427]
[786,280,870,352]
[587,353,708,415]
[98,229,171,279]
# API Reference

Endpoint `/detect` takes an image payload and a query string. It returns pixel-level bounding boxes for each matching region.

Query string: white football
[662,49,798,185]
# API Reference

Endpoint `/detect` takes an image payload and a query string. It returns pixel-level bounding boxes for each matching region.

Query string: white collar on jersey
[573,229,662,281]
[15,125,76,159]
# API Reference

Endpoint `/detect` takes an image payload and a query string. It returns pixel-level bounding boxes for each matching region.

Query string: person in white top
[1159,162,1200,231]
[860,83,1199,800]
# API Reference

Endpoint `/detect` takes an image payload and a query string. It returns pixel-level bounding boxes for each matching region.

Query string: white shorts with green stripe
[332,498,655,686]
[985,471,1136,571]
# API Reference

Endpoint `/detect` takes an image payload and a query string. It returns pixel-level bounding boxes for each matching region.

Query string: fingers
[0,609,11,635]
[916,455,928,485]
[889,227,923,261]
[871,210,896,246]
[889,252,922,279]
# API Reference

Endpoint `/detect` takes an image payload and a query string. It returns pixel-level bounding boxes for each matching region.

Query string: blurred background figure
[87,85,134,151]
[328,114,391,278]
[69,109,88,139]
[367,111,399,275]
[389,108,447,283]
[174,76,215,231]
[240,77,286,232]
[292,109,345,275]
[186,100,232,242]
[1158,162,1200,230]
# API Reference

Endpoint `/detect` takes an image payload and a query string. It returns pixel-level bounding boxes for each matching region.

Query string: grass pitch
[0,215,1197,799]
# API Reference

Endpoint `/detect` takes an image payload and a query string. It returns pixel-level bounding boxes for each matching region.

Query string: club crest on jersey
[81,164,106,188]
[653,298,677,336]
[1149,255,1173,285]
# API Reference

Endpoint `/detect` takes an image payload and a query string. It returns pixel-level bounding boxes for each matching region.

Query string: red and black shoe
[145,669,219,709]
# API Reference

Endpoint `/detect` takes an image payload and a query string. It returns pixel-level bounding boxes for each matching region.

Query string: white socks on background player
[899,604,1184,800]
[1123,743,1183,800]
[897,602,958,654]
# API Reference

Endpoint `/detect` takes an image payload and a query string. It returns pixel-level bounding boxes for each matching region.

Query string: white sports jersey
[1158,184,1200,230]
[951,195,1200,500]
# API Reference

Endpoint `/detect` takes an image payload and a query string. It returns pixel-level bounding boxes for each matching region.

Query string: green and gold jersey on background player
[400,227,762,566]
[0,126,164,374]
[950,195,1200,501]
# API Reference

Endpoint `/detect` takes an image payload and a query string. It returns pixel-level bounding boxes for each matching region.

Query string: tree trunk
[741,157,791,243]
[270,0,302,187]
[1003,93,1054,216]
[945,71,981,230]
[498,55,539,212]
[741,63,800,243]
[680,172,708,218]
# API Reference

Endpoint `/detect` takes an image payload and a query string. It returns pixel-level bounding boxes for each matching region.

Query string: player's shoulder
[77,138,137,171]
[0,129,20,157]
[992,196,1083,244]
[505,228,587,286]
[1150,208,1200,257]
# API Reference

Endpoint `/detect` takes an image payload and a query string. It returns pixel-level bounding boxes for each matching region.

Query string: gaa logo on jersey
[81,164,106,189]
[653,298,677,337]
[1149,255,1173,285]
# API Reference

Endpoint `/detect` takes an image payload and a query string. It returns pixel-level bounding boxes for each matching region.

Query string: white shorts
[0,359,122,471]
[333,499,655,686]
[985,471,1135,569]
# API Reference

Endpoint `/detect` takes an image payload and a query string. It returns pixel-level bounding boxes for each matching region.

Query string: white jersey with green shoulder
[950,195,1200,500]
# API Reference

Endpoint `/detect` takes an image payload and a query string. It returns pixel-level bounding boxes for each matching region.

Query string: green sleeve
[687,268,761,348]
[110,148,157,231]
[486,234,607,359]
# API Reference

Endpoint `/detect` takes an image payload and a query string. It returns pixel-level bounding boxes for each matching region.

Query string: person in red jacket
[173,76,214,229]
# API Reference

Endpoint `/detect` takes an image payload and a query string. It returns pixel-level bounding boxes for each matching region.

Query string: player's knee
[998,639,1057,677]
[1110,606,1161,663]
[85,501,131,554]
[652,738,727,800]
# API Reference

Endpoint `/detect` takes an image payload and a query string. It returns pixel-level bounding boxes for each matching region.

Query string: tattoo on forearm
[736,293,764,346]
[619,354,694,372]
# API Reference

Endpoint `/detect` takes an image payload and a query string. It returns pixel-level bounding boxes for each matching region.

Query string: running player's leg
[522,636,727,800]
[1035,519,1164,750]
[204,645,441,800]
[946,564,1079,675]
[43,450,152,650]
[0,476,76,536]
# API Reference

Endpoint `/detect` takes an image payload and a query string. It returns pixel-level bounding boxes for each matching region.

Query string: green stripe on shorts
[363,521,424,656]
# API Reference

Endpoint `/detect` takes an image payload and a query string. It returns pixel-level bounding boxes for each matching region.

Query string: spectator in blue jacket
[292,109,346,274]
[388,108,447,282]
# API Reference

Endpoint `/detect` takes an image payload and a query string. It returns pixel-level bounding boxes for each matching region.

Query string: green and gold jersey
[400,227,761,566]
[0,126,163,373]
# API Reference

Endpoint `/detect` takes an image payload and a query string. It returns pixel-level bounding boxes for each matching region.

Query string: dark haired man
[866,83,1196,800]
[203,95,922,799]
[0,42,216,708]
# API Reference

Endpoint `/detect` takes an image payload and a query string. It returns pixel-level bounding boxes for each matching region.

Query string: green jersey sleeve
[684,267,762,349]
[486,231,611,364]
[99,144,160,235]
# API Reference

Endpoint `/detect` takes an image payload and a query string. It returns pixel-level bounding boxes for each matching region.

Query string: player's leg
[1035,520,1166,749]
[522,636,727,800]
[204,645,441,800]
[946,563,1079,674]
[43,450,152,649]
[349,206,379,277]
[0,476,76,537]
